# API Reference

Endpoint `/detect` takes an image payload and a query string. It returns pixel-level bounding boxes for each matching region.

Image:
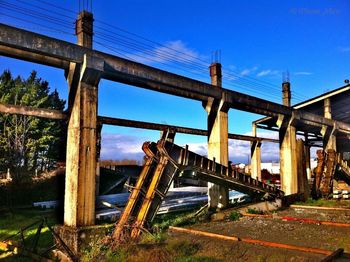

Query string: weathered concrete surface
[250,123,261,180]
[296,139,309,200]
[279,116,298,195]
[54,224,111,256]
[323,98,337,151]
[2,23,350,133]
[64,12,102,227]
[206,63,229,210]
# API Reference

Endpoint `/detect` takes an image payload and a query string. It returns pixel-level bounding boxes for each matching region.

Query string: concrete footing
[54,224,112,258]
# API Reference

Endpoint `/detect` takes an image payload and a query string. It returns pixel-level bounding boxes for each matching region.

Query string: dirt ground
[167,206,350,262]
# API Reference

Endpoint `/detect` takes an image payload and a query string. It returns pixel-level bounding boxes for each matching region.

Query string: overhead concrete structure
[1,10,350,253]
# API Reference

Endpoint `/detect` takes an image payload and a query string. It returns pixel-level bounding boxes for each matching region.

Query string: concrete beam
[1,24,350,133]
[0,102,279,143]
[0,103,67,120]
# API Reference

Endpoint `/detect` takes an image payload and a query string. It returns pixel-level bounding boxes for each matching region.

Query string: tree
[0,70,66,181]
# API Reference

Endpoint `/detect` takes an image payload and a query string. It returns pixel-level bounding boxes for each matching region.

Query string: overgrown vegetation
[81,236,222,262]
[0,208,58,261]
[0,70,66,182]
[246,208,265,215]
[295,198,350,208]
[228,211,242,221]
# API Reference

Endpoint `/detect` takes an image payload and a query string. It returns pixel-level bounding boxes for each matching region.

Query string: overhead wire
[6,0,309,102]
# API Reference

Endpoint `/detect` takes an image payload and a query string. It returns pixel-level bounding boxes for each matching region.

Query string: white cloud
[257,69,279,77]
[240,66,258,76]
[101,133,147,162]
[338,46,350,52]
[127,40,200,65]
[185,132,280,164]
[100,131,283,165]
[294,71,313,76]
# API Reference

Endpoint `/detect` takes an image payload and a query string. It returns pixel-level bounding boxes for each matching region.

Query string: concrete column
[296,139,309,200]
[64,55,103,227]
[323,98,337,151]
[63,11,102,227]
[304,135,311,180]
[75,11,93,48]
[279,81,298,195]
[205,63,229,210]
[250,123,261,180]
[282,81,291,107]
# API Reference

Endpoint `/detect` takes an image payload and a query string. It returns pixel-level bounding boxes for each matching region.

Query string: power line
[4,0,309,102]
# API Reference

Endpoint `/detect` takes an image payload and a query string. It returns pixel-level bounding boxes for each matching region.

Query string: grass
[153,210,206,232]
[81,237,222,262]
[0,208,58,261]
[246,208,265,215]
[295,198,350,208]
[228,211,241,221]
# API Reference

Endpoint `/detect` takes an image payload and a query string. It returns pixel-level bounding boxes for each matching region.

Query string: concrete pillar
[64,55,102,227]
[250,123,261,180]
[279,81,298,195]
[323,98,337,151]
[304,135,311,180]
[296,139,309,200]
[282,81,291,107]
[63,11,103,227]
[75,11,93,48]
[205,63,229,210]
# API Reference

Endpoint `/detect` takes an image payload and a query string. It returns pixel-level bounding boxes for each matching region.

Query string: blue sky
[0,0,349,163]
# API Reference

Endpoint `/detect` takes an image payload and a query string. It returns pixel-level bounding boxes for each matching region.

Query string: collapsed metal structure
[114,132,283,240]
[0,9,350,254]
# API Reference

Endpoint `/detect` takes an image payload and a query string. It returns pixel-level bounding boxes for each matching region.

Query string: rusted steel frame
[130,155,169,238]
[241,213,273,218]
[241,213,350,228]
[290,205,350,211]
[169,226,333,256]
[313,149,325,197]
[169,226,239,241]
[113,142,157,240]
[320,149,336,197]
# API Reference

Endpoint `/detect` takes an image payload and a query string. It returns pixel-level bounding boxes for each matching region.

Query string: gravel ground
[167,207,350,261]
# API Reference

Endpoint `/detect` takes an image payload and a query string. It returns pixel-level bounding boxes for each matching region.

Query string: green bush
[228,211,242,221]
[246,208,264,215]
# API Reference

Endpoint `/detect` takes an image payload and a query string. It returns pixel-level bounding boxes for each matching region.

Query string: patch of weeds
[153,211,198,231]
[228,211,242,221]
[295,198,350,208]
[337,237,350,252]
[139,232,167,244]
[247,208,264,215]
[175,256,223,262]
[167,239,200,257]
[254,255,267,262]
